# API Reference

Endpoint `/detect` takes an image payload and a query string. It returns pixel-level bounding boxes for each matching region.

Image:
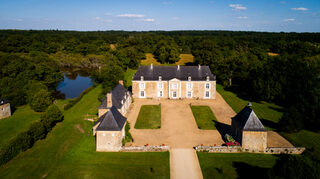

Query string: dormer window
[159,76,162,81]
[188,76,191,81]
[141,76,144,81]
[121,100,123,104]
[206,76,210,81]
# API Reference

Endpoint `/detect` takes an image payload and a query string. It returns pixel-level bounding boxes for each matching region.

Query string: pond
[57,70,93,99]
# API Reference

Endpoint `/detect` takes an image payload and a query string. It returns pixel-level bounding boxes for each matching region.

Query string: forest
[0,30,319,133]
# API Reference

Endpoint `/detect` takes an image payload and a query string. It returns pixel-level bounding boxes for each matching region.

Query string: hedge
[64,86,95,110]
[0,105,63,166]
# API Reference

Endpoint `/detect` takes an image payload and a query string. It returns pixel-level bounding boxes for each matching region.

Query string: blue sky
[0,0,319,32]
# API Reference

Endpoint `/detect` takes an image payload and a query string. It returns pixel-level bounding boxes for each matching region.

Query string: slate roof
[99,84,130,109]
[0,98,9,105]
[232,103,266,131]
[96,106,127,131]
[132,65,216,81]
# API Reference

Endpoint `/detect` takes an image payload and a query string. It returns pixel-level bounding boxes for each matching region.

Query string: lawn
[176,54,194,65]
[0,105,41,149]
[198,153,278,179]
[135,105,161,129]
[0,86,170,178]
[124,68,137,88]
[216,84,282,130]
[190,105,217,130]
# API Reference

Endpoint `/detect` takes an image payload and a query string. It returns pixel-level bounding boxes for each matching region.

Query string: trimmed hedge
[64,86,94,110]
[0,105,63,166]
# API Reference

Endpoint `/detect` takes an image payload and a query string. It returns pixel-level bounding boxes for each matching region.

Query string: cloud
[237,16,248,19]
[93,16,101,20]
[102,19,112,22]
[162,1,172,5]
[93,16,112,23]
[16,19,23,22]
[280,1,286,4]
[291,7,308,11]
[172,17,179,20]
[140,18,155,22]
[229,4,247,11]
[284,18,295,22]
[116,14,145,18]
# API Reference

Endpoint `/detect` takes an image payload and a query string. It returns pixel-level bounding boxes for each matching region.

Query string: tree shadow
[214,120,232,142]
[233,162,270,179]
[260,118,279,131]
[268,106,285,113]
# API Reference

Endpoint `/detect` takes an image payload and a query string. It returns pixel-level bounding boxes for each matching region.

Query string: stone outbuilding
[98,80,132,117]
[0,98,11,120]
[93,106,127,151]
[231,103,267,152]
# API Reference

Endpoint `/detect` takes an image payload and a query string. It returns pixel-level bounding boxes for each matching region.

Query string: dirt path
[170,149,203,179]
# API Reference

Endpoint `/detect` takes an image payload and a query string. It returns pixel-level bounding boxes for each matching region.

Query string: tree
[30,89,53,112]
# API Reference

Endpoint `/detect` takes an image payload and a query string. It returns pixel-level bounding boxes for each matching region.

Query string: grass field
[0,105,41,149]
[135,105,161,129]
[190,105,217,130]
[140,53,161,66]
[176,54,194,65]
[124,68,137,88]
[0,86,170,178]
[216,84,282,130]
[198,153,277,179]
[141,53,194,66]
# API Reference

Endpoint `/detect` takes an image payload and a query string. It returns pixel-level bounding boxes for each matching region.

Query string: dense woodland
[0,30,319,133]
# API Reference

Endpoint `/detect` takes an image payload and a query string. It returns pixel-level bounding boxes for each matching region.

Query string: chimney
[198,64,201,70]
[107,93,112,107]
[151,63,153,70]
[177,65,180,70]
[119,80,124,86]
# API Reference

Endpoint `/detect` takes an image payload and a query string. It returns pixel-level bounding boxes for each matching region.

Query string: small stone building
[132,64,216,99]
[0,98,11,120]
[231,103,267,152]
[93,106,127,151]
[98,80,132,117]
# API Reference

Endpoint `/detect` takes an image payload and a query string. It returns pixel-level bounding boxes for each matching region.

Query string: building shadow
[233,162,270,179]
[214,120,232,142]
[259,118,279,131]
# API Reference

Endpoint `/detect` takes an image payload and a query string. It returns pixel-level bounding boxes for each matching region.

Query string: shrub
[30,89,53,112]
[28,121,46,141]
[122,121,132,146]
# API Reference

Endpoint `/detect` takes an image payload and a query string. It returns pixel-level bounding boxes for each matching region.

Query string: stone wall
[242,131,267,152]
[0,103,11,120]
[121,145,170,152]
[265,147,305,154]
[132,80,216,99]
[194,145,242,153]
[96,129,124,152]
[194,145,305,154]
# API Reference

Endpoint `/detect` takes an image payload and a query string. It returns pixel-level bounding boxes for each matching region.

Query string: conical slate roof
[0,98,9,105]
[232,103,266,131]
[96,106,127,131]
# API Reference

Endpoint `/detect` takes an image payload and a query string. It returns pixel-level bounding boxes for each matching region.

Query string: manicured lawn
[135,105,161,129]
[198,153,278,179]
[0,86,170,178]
[280,130,320,161]
[0,105,41,149]
[216,84,282,130]
[190,105,217,130]
[176,54,194,65]
[124,68,137,88]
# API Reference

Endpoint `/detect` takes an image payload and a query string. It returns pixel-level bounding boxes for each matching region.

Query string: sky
[0,0,319,32]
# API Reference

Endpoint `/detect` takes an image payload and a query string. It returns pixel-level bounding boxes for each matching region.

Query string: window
[205,83,210,89]
[158,91,163,97]
[140,82,145,89]
[140,91,145,97]
[187,83,192,89]
[187,91,192,98]
[205,91,210,98]
[157,82,163,89]
[172,83,178,89]
[172,91,177,98]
